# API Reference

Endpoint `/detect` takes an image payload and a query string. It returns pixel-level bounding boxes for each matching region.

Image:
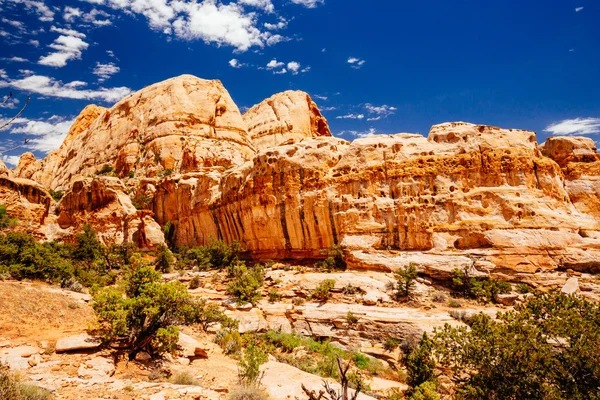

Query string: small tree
[226,262,264,305]
[302,356,362,400]
[395,263,418,299]
[93,259,217,359]
[316,245,347,271]
[154,243,174,273]
[405,333,436,389]
[73,224,103,262]
[313,279,336,302]
[238,343,268,385]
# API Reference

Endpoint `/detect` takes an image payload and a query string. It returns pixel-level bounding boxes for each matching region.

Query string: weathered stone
[495,293,519,306]
[55,334,101,353]
[561,277,579,294]
[178,332,209,358]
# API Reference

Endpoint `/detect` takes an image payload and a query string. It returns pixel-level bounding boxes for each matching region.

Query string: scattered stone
[0,346,41,370]
[55,334,101,353]
[135,351,152,361]
[561,277,579,295]
[363,291,379,306]
[495,293,519,306]
[178,332,209,358]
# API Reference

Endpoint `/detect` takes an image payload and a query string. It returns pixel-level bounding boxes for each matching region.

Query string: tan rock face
[29,75,255,190]
[243,90,331,151]
[2,75,600,280]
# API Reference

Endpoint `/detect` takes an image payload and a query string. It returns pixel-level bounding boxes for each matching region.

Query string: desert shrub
[447,298,462,308]
[96,164,114,175]
[451,266,511,303]
[226,262,264,305]
[346,311,359,325]
[185,297,234,332]
[127,171,135,179]
[315,245,346,271]
[72,224,102,262]
[183,238,241,271]
[219,331,243,355]
[0,205,17,230]
[264,330,303,353]
[0,365,52,400]
[434,292,600,399]
[292,297,304,306]
[408,381,440,400]
[0,232,74,283]
[170,371,198,385]
[406,333,436,388]
[228,385,269,400]
[268,288,281,303]
[238,344,268,384]
[449,310,473,325]
[189,275,201,289]
[516,282,531,294]
[93,261,215,359]
[342,284,365,295]
[162,221,176,249]
[48,190,64,202]
[61,277,83,293]
[431,292,446,303]
[395,263,418,299]
[154,244,174,273]
[312,279,336,302]
[132,194,151,210]
[384,337,400,352]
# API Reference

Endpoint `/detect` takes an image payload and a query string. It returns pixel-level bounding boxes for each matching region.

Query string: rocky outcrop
[28,75,256,190]
[2,74,600,280]
[243,90,331,151]
[0,176,51,235]
[50,177,164,248]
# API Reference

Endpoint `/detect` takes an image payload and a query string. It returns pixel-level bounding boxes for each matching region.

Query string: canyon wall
[3,74,600,279]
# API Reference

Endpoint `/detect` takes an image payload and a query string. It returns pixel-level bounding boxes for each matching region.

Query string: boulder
[561,277,579,295]
[495,293,519,306]
[55,334,101,353]
[178,332,209,358]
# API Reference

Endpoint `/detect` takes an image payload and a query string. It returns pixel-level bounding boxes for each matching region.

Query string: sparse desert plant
[315,245,347,272]
[61,277,83,293]
[346,311,359,325]
[189,275,201,289]
[394,263,418,299]
[154,243,174,273]
[96,164,114,175]
[228,385,270,400]
[516,282,531,294]
[48,189,64,202]
[183,238,241,271]
[227,262,265,305]
[405,333,436,389]
[268,288,281,303]
[1,364,52,400]
[384,337,400,352]
[447,298,462,308]
[170,371,198,385]
[342,284,365,295]
[312,279,336,302]
[238,344,268,384]
[302,356,362,400]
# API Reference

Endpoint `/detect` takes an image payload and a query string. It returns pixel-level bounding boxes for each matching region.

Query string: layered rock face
[243,90,331,150]
[3,74,600,279]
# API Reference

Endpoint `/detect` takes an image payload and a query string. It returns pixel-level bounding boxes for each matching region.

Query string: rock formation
[3,74,600,280]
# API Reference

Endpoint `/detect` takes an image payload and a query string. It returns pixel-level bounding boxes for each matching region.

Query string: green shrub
[185,298,234,332]
[183,238,241,271]
[48,190,64,202]
[451,267,511,304]
[315,245,346,271]
[154,244,174,273]
[406,333,436,389]
[342,284,364,295]
[434,292,600,399]
[409,381,440,400]
[238,344,268,384]
[93,261,214,359]
[447,298,462,308]
[96,164,114,175]
[226,262,264,305]
[268,288,281,303]
[312,279,336,302]
[0,205,17,230]
[384,337,400,352]
[516,283,531,294]
[127,171,135,179]
[132,194,151,210]
[394,263,418,298]
[189,275,201,290]
[0,365,52,400]
[346,311,359,325]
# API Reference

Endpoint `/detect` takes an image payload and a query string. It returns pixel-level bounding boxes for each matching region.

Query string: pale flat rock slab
[178,332,209,358]
[225,309,268,333]
[368,377,408,393]
[0,346,40,370]
[261,360,375,400]
[562,277,579,294]
[55,334,101,353]
[78,357,115,378]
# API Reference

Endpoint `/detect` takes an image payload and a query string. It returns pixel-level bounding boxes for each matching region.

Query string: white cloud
[28,39,39,47]
[287,61,301,74]
[265,33,288,46]
[290,0,324,8]
[0,95,19,109]
[365,103,396,120]
[2,17,25,30]
[314,95,328,101]
[106,50,115,57]
[336,113,364,120]
[63,6,83,22]
[272,68,287,75]
[340,128,378,139]
[5,0,54,21]
[575,7,584,12]
[266,58,285,69]
[238,0,274,13]
[0,69,7,79]
[321,106,336,111]
[0,74,132,103]
[93,62,119,81]
[301,66,311,73]
[1,155,20,166]
[545,118,600,136]
[3,56,28,62]
[348,57,366,69]
[264,18,287,30]
[5,116,75,153]
[38,28,89,67]
[229,58,244,68]
[65,7,112,26]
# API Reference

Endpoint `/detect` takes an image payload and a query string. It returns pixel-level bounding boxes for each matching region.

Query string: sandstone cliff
[3,74,600,280]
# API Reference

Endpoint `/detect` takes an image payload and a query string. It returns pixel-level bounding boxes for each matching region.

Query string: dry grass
[0,282,94,341]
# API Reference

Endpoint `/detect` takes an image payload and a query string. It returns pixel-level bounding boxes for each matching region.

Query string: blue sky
[0,0,599,166]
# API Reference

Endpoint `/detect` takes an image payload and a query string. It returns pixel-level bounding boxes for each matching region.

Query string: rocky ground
[2,264,597,400]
